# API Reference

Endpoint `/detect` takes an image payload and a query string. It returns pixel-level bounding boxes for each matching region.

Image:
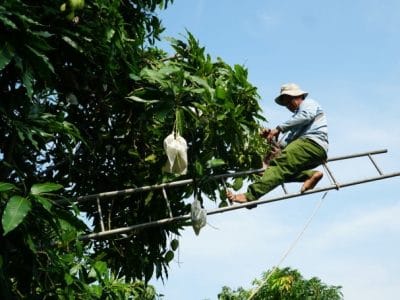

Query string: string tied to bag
[162,116,188,175]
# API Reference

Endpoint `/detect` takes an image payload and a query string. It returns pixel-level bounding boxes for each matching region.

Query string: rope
[247,191,328,300]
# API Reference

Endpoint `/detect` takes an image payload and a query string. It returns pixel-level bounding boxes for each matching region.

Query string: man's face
[281,95,300,112]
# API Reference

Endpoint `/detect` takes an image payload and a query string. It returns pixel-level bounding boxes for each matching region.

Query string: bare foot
[301,171,323,193]
[226,191,248,203]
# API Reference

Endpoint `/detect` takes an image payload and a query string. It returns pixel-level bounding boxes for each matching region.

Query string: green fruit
[68,0,84,10]
[165,250,174,262]
[170,239,179,251]
[60,3,67,12]
[66,11,75,21]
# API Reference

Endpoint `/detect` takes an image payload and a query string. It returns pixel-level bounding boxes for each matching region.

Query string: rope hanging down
[247,191,328,300]
[77,149,400,241]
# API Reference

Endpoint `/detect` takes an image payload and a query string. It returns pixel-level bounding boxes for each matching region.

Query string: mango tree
[0,0,267,298]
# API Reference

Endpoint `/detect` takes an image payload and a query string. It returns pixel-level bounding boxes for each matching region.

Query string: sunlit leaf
[126,95,160,103]
[2,196,32,235]
[34,195,53,213]
[232,177,244,191]
[0,15,17,29]
[30,183,63,195]
[62,35,83,52]
[206,159,225,168]
[0,182,17,192]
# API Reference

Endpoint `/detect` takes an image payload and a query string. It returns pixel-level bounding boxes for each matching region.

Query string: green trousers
[245,138,327,201]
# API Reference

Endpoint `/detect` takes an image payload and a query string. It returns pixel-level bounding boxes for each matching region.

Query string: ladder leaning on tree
[75,149,400,241]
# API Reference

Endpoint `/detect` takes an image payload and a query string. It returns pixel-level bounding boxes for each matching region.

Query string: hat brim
[275,92,308,106]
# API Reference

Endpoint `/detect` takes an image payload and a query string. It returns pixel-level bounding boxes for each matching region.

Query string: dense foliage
[218,267,343,300]
[1,0,267,298]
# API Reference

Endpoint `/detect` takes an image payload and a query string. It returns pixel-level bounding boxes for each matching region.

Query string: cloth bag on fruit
[191,196,207,235]
[162,132,188,175]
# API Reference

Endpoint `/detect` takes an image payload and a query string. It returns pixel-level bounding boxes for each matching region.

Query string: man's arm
[278,100,320,133]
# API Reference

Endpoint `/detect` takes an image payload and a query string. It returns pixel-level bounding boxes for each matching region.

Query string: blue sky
[151,1,400,299]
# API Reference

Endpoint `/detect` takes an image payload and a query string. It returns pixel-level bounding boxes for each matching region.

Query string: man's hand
[267,128,281,142]
[260,128,271,138]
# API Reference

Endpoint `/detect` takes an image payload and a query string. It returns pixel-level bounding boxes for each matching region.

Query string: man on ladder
[227,83,329,204]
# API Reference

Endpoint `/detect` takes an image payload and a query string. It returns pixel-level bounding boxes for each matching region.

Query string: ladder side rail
[79,170,400,241]
[327,149,387,162]
[75,149,388,203]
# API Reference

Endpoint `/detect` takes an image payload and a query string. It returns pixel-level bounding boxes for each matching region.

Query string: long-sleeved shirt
[277,98,329,154]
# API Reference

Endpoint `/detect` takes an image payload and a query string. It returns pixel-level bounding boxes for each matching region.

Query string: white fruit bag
[191,197,206,235]
[162,133,188,175]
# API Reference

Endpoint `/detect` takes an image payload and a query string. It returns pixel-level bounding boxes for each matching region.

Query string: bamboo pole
[76,149,388,203]
[79,170,400,240]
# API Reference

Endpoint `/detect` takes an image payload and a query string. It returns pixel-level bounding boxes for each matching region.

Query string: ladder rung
[162,188,173,218]
[368,154,384,175]
[322,163,340,189]
[281,183,288,194]
[96,197,105,232]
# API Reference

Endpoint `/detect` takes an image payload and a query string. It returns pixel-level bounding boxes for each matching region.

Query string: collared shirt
[278,98,329,154]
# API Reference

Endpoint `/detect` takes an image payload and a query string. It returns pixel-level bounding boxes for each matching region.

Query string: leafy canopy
[0,0,269,298]
[218,267,343,300]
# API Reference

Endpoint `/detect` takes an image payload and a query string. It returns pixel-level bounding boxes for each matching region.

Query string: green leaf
[206,158,225,168]
[21,66,34,98]
[190,75,211,91]
[2,196,32,235]
[25,234,37,253]
[144,261,154,283]
[106,28,115,42]
[90,285,102,298]
[232,177,244,191]
[62,35,83,52]
[159,64,180,76]
[215,86,227,100]
[30,183,63,195]
[0,15,17,29]
[64,273,74,286]
[195,160,204,176]
[15,12,41,26]
[129,73,141,81]
[0,42,14,71]
[34,195,53,213]
[70,263,82,276]
[217,114,226,121]
[145,154,157,162]
[26,45,55,74]
[88,267,97,279]
[0,182,16,192]
[140,67,166,84]
[125,95,160,104]
[93,261,108,276]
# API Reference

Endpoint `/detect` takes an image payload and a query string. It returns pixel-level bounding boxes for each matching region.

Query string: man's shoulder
[303,98,322,108]
[304,98,318,104]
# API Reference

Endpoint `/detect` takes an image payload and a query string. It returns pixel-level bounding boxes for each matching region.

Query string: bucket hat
[275,83,308,106]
